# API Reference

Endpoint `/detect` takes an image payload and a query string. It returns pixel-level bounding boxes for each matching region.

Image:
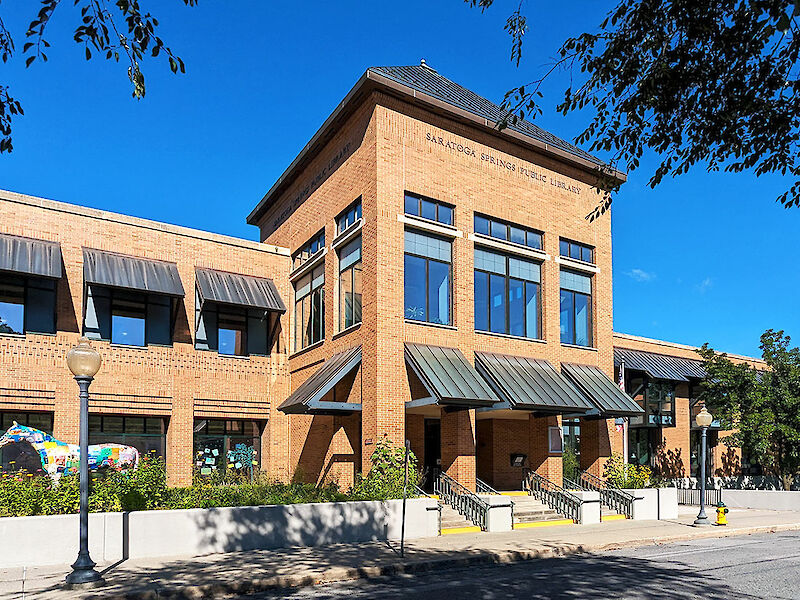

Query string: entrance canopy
[0,233,62,279]
[614,347,705,382]
[561,362,644,418]
[84,248,184,297]
[278,346,362,414]
[405,343,498,409]
[475,352,594,414]
[196,267,285,313]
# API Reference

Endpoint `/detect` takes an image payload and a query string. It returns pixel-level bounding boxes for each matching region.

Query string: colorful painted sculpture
[0,422,139,482]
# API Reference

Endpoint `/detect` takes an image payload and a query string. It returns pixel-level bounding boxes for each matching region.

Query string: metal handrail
[522,468,582,522]
[476,477,515,525]
[578,470,634,518]
[435,472,489,530]
[414,485,443,533]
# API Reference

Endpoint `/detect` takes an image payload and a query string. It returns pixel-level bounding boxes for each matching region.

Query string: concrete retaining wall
[721,490,800,512]
[622,488,678,521]
[0,498,440,568]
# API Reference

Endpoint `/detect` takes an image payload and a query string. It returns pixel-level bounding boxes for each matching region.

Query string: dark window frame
[404,191,454,226]
[404,231,453,326]
[292,230,326,270]
[338,236,362,331]
[196,301,271,357]
[474,249,542,340]
[294,265,325,351]
[559,238,595,264]
[84,285,174,347]
[193,418,264,473]
[559,269,593,347]
[0,273,57,335]
[336,197,363,235]
[474,214,543,250]
[0,411,55,472]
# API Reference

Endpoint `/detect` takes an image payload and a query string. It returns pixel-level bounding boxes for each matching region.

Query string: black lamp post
[65,337,105,588]
[694,406,714,526]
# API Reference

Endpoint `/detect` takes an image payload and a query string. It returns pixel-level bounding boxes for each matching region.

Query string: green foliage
[700,329,800,490]
[603,452,653,489]
[562,445,580,481]
[351,437,421,501]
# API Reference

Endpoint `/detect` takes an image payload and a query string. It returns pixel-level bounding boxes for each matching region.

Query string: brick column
[580,418,621,478]
[441,409,476,491]
[529,414,562,486]
[167,378,193,487]
[405,413,425,467]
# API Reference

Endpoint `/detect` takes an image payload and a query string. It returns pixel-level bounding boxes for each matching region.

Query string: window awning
[474,352,594,414]
[83,248,184,297]
[561,363,644,418]
[405,343,498,409]
[195,267,286,313]
[614,347,705,382]
[0,233,61,279]
[278,346,362,414]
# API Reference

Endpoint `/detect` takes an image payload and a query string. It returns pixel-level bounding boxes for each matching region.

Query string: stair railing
[578,470,634,518]
[522,468,582,523]
[476,477,515,525]
[414,485,443,534]
[435,472,489,531]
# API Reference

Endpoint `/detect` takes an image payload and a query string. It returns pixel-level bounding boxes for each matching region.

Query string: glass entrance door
[423,418,441,492]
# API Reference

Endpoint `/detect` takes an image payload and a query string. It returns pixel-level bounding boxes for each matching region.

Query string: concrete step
[439,503,477,531]
[507,493,569,524]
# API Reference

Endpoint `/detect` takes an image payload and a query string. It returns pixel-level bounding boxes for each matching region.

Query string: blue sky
[0,1,796,358]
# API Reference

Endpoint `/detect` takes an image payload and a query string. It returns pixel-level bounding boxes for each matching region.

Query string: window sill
[333,322,362,340]
[110,343,149,351]
[289,247,327,282]
[560,343,597,352]
[470,233,550,261]
[556,255,600,274]
[398,214,463,238]
[332,219,363,249]
[290,339,325,358]
[0,332,25,340]
[194,347,252,359]
[404,319,457,331]
[476,330,546,344]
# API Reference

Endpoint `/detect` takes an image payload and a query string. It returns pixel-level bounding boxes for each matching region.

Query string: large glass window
[560,270,592,347]
[195,300,270,356]
[404,192,454,226]
[474,248,541,339]
[559,238,594,264]
[294,265,325,350]
[645,381,676,427]
[404,230,452,325]
[474,215,543,250]
[193,418,262,475]
[0,411,54,472]
[0,275,56,335]
[292,230,325,270]
[89,414,167,459]
[337,198,362,235]
[338,236,362,331]
[84,286,172,346]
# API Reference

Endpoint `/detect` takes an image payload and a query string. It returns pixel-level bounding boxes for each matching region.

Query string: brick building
[0,62,762,490]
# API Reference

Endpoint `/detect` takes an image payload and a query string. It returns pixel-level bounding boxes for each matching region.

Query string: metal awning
[474,352,594,414]
[196,267,285,313]
[83,248,184,296]
[614,347,705,382]
[278,346,362,414]
[405,343,498,409]
[0,233,61,279]
[561,363,644,418]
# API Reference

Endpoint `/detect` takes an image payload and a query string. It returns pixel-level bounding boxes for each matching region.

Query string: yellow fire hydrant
[715,501,729,526]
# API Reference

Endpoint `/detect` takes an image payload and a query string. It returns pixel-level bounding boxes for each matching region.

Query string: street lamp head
[66,337,102,378]
[696,406,714,428]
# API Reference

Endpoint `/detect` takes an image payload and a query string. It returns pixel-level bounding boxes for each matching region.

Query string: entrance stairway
[440,503,479,532]
[503,492,572,527]
[565,470,634,521]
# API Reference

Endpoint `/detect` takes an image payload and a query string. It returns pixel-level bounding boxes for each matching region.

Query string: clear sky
[0,1,796,358]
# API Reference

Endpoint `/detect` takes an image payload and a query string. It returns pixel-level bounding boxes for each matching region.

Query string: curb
[86,522,800,600]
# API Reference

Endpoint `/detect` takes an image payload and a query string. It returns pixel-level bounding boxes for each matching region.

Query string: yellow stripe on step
[441,525,482,535]
[500,491,529,496]
[513,519,575,529]
[602,514,628,521]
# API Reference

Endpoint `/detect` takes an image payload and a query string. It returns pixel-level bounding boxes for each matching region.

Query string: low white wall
[0,498,439,568]
[622,488,678,521]
[573,491,600,525]
[722,489,800,512]
[479,495,513,532]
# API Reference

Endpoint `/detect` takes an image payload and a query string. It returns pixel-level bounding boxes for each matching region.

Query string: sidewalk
[4,508,800,600]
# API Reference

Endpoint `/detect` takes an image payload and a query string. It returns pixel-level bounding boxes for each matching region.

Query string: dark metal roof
[83,248,184,297]
[614,347,706,382]
[474,352,594,413]
[0,233,61,279]
[196,268,286,313]
[561,363,644,418]
[368,65,605,167]
[278,346,362,414]
[405,343,498,408]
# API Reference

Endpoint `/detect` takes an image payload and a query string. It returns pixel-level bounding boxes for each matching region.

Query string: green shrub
[603,452,654,488]
[562,445,580,481]
[350,437,420,501]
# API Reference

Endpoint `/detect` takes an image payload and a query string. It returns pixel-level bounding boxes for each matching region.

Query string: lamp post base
[65,555,105,588]
[693,515,711,526]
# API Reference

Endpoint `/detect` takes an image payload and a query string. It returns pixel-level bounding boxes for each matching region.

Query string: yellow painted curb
[441,525,482,535]
[500,491,528,496]
[514,519,575,529]
[602,514,627,522]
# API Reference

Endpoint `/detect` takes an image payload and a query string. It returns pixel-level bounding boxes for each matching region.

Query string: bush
[603,452,653,489]
[350,437,421,501]
[562,445,580,481]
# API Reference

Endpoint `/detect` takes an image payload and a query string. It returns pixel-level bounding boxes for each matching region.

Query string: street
[246,531,800,599]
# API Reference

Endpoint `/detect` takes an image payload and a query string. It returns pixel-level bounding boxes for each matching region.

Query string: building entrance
[423,418,441,491]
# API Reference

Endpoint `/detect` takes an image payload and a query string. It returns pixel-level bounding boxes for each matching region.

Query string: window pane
[509,257,540,282]
[560,289,574,344]
[559,240,570,257]
[474,271,488,332]
[581,246,594,263]
[146,299,172,345]
[510,226,525,245]
[301,293,311,348]
[339,237,361,271]
[352,264,362,326]
[570,244,581,260]
[575,292,591,347]
[312,288,324,343]
[26,284,56,334]
[509,278,525,337]
[525,282,539,339]
[247,313,268,355]
[421,198,437,221]
[437,204,453,225]
[355,202,362,220]
[428,260,451,325]
[125,417,145,434]
[404,194,418,216]
[0,283,24,335]
[490,221,508,241]
[560,270,592,294]
[474,215,490,236]
[219,326,245,355]
[112,313,145,346]
[340,266,353,330]
[404,254,427,321]
[104,416,125,434]
[489,273,506,334]
[526,231,542,250]
[405,230,451,262]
